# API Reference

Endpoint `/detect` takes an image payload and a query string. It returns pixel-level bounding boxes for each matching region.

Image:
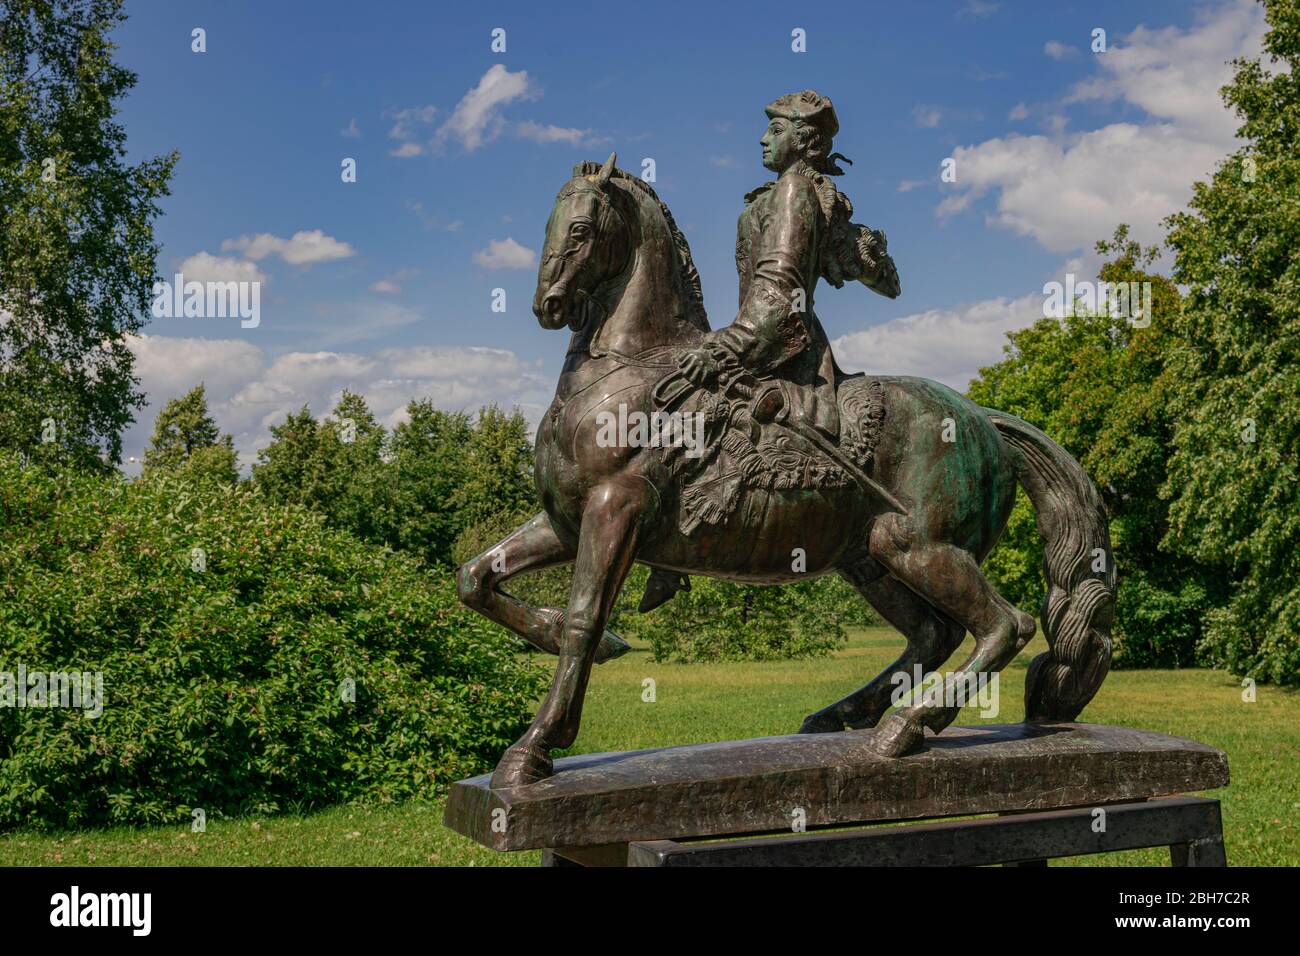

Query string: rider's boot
[639,569,691,612]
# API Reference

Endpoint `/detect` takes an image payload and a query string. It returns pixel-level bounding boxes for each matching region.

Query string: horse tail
[985,410,1116,721]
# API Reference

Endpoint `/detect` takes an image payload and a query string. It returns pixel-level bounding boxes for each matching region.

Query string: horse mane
[573,161,709,331]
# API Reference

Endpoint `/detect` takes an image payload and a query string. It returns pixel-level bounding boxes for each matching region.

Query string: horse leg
[490,478,653,788]
[457,512,629,664]
[866,511,1035,757]
[799,558,967,733]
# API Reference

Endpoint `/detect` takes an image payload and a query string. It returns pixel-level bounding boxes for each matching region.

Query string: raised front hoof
[870,713,926,757]
[490,744,554,789]
[798,710,846,735]
[1012,608,1037,652]
[594,629,631,664]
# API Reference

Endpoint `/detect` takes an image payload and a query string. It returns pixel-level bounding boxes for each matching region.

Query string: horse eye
[571,223,590,238]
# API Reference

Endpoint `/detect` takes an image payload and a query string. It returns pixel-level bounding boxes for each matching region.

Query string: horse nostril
[535,292,566,327]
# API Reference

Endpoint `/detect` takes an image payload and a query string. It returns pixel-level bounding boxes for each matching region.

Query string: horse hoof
[870,713,925,757]
[594,629,631,664]
[490,744,554,789]
[1013,609,1037,651]
[798,710,845,734]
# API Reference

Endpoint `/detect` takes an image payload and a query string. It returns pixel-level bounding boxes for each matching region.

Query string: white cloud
[710,155,737,168]
[937,124,1231,251]
[439,64,538,151]
[124,336,550,473]
[515,120,595,146]
[222,229,355,266]
[1044,40,1079,61]
[340,118,360,138]
[1064,1,1265,142]
[1008,102,1029,121]
[175,252,266,285]
[937,0,1267,253]
[832,293,1045,391]
[473,237,536,270]
[387,66,598,155]
[130,333,266,405]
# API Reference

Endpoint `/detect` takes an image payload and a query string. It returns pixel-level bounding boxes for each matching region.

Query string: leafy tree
[0,0,176,470]
[451,405,535,530]
[968,226,1228,668]
[1162,0,1300,684]
[312,391,396,546]
[425,405,536,568]
[392,401,474,566]
[253,392,395,544]
[255,397,536,569]
[251,405,320,502]
[141,384,237,485]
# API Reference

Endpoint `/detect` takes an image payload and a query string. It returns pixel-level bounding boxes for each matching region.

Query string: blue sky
[110,0,1269,468]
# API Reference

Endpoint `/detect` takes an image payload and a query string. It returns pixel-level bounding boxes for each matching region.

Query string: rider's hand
[678,348,718,387]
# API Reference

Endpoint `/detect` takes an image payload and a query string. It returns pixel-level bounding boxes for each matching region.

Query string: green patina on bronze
[458,92,1116,790]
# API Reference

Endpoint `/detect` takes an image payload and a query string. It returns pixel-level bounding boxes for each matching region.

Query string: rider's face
[760,118,800,173]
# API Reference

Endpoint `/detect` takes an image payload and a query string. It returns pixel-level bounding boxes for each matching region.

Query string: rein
[565,343,679,369]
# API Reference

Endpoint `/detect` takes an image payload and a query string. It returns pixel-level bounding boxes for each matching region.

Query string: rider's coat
[718,159,852,440]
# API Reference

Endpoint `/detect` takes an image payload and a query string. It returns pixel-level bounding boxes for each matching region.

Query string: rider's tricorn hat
[765,90,851,175]
[765,90,839,138]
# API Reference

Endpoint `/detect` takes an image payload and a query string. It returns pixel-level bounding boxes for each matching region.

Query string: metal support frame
[540,796,1226,868]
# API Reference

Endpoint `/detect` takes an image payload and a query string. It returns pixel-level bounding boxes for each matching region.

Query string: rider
[640,89,901,612]
[681,89,852,438]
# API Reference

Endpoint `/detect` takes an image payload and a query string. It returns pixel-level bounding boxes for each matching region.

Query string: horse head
[533,152,634,332]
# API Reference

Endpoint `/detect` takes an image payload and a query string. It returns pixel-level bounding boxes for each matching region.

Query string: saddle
[650,365,887,537]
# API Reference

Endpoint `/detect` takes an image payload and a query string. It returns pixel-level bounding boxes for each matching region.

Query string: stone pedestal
[443,723,1229,866]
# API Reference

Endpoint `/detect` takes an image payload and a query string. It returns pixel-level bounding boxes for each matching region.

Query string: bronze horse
[459,154,1116,789]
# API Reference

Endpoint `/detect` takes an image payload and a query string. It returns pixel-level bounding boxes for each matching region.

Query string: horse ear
[597,151,617,185]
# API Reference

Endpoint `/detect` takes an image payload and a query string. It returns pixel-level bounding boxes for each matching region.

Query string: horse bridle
[543,180,633,331]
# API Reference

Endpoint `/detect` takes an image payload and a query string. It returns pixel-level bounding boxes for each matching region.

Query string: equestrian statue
[458,90,1116,789]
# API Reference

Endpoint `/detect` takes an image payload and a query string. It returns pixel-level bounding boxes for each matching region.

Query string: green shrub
[0,454,546,830]
[625,575,856,663]
[1195,593,1300,687]
[1111,568,1216,669]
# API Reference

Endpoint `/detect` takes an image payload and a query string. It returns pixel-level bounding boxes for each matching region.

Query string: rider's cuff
[707,327,755,373]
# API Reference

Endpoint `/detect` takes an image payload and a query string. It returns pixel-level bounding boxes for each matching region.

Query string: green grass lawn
[1,627,1296,866]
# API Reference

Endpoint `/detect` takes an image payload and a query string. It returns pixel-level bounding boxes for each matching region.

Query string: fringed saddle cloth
[652,367,888,536]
